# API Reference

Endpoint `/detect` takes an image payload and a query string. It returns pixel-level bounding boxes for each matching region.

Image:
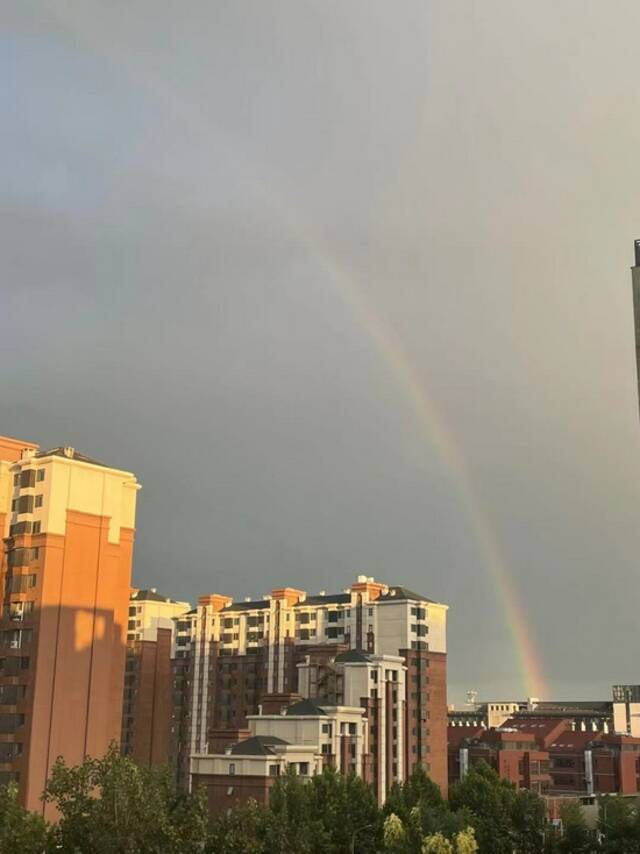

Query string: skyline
[4,1,640,704]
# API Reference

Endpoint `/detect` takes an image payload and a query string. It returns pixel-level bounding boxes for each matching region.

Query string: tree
[422,831,454,854]
[511,788,546,854]
[43,743,208,853]
[0,781,48,854]
[208,766,383,854]
[449,761,516,854]
[455,827,479,854]
[598,794,640,853]
[384,813,406,851]
[558,801,595,854]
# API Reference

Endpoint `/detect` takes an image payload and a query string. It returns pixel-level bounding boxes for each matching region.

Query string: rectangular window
[32,522,41,535]
[17,495,34,515]
[228,763,235,775]
[327,611,338,623]
[36,469,45,482]
[20,470,35,489]
[34,495,43,508]
[299,762,309,776]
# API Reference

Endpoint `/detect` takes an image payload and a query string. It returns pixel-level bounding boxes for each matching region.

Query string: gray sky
[3,1,640,703]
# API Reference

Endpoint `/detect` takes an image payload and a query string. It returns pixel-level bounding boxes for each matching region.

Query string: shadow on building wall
[0,604,126,818]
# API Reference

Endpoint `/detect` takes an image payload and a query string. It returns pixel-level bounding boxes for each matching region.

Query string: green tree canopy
[43,743,208,854]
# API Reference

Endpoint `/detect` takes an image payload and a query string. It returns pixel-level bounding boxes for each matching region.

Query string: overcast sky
[3,1,640,703]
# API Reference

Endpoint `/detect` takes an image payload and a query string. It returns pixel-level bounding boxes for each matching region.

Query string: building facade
[121,588,190,766]
[191,697,368,813]
[121,587,191,766]
[0,437,140,815]
[448,717,640,798]
[177,576,448,801]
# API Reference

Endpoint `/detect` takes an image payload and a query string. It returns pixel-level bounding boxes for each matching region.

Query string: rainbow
[308,262,548,700]
[41,6,547,698]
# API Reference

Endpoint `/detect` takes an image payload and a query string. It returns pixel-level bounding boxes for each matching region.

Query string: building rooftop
[228,735,289,756]
[285,698,328,717]
[225,599,270,612]
[334,650,373,664]
[378,585,434,603]
[298,593,351,606]
[35,446,109,468]
[131,588,187,606]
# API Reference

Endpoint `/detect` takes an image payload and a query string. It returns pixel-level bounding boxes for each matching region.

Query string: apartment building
[191,697,368,813]
[0,436,140,815]
[121,588,190,767]
[176,576,448,799]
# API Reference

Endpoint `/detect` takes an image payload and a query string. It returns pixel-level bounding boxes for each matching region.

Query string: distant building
[0,436,140,815]
[612,685,640,737]
[178,576,448,803]
[449,698,614,734]
[121,588,190,767]
[448,716,640,797]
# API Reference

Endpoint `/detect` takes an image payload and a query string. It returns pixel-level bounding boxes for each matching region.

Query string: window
[20,470,35,489]
[325,627,339,639]
[327,611,339,623]
[32,522,41,535]
[269,764,280,776]
[34,495,43,508]
[322,723,331,734]
[228,763,235,776]
[299,762,309,775]
[36,470,45,482]
[368,608,373,617]
[16,495,34,515]
[321,743,332,755]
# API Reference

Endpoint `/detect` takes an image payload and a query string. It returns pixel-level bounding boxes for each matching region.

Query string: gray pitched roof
[379,585,434,603]
[36,447,109,468]
[225,599,270,612]
[285,698,327,716]
[229,735,289,756]
[132,589,183,605]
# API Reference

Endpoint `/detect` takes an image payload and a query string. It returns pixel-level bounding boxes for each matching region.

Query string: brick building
[0,436,140,815]
[176,576,448,801]
[121,588,190,766]
[448,717,640,798]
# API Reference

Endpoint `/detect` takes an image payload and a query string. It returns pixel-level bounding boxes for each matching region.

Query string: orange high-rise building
[0,436,140,815]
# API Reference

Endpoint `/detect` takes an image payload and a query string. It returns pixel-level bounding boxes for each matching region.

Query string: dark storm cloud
[3,0,640,702]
